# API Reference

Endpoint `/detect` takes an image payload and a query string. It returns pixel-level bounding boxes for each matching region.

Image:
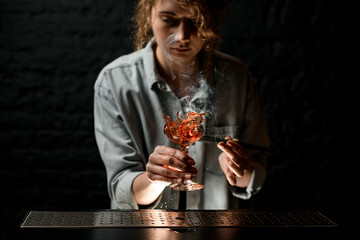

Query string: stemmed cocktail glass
[162,112,207,191]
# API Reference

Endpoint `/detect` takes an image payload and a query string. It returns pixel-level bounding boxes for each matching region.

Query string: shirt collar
[142,38,170,91]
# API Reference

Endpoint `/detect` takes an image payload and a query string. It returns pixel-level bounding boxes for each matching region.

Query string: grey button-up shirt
[94,40,269,210]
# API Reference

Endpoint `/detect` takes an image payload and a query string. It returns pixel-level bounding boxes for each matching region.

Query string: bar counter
[0,209,345,240]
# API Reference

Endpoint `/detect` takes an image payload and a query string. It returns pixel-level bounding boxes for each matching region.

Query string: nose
[175,20,191,43]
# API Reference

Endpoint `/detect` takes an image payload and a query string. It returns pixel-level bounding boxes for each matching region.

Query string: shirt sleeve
[232,70,269,200]
[231,160,267,199]
[94,70,145,209]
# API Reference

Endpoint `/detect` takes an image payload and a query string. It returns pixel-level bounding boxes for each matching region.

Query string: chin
[170,54,196,64]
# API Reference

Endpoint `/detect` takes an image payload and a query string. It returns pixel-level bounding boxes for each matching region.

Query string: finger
[217,142,247,169]
[188,166,198,175]
[225,158,245,177]
[158,155,189,172]
[226,141,253,167]
[217,142,235,164]
[166,165,198,176]
[224,135,232,141]
[224,167,236,186]
[150,151,194,172]
[226,140,246,157]
[147,164,193,180]
[154,146,190,163]
[153,146,195,167]
[226,140,254,167]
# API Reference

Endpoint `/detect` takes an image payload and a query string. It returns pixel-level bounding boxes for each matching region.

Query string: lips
[171,48,190,53]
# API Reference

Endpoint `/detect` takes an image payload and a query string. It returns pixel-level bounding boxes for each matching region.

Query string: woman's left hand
[217,136,254,187]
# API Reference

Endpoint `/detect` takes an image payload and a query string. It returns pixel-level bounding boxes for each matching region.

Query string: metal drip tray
[20,210,337,228]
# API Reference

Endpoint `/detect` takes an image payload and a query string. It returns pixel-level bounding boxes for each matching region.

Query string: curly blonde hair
[132,0,227,55]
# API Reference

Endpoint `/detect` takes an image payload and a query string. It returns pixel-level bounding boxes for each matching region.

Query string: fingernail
[188,159,195,165]
[227,140,233,146]
[185,174,192,179]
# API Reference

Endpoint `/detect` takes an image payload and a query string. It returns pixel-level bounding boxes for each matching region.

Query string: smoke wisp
[160,34,215,116]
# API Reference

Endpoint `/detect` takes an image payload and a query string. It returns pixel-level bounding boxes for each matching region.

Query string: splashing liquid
[162,112,208,153]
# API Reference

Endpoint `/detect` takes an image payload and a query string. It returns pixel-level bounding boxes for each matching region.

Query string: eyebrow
[158,11,177,16]
[158,10,197,20]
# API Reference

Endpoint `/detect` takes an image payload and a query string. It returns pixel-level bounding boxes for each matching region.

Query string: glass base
[170,180,204,191]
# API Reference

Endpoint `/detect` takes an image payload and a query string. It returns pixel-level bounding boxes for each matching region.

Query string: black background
[0,0,356,231]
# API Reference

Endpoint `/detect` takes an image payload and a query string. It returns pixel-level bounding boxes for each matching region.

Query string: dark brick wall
[0,0,355,226]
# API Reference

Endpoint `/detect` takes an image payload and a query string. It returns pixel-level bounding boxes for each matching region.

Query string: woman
[94,0,269,209]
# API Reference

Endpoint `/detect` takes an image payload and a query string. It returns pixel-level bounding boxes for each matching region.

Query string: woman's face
[150,0,205,65]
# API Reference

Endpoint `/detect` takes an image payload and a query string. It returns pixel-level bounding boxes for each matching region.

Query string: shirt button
[158,82,167,91]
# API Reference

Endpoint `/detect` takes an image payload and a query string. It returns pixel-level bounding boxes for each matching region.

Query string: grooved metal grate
[20,210,338,228]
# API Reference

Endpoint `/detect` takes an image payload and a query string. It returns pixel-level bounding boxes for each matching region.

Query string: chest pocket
[207,125,241,138]
[203,125,241,175]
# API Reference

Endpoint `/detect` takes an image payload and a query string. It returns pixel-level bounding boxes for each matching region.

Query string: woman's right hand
[147,146,197,184]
